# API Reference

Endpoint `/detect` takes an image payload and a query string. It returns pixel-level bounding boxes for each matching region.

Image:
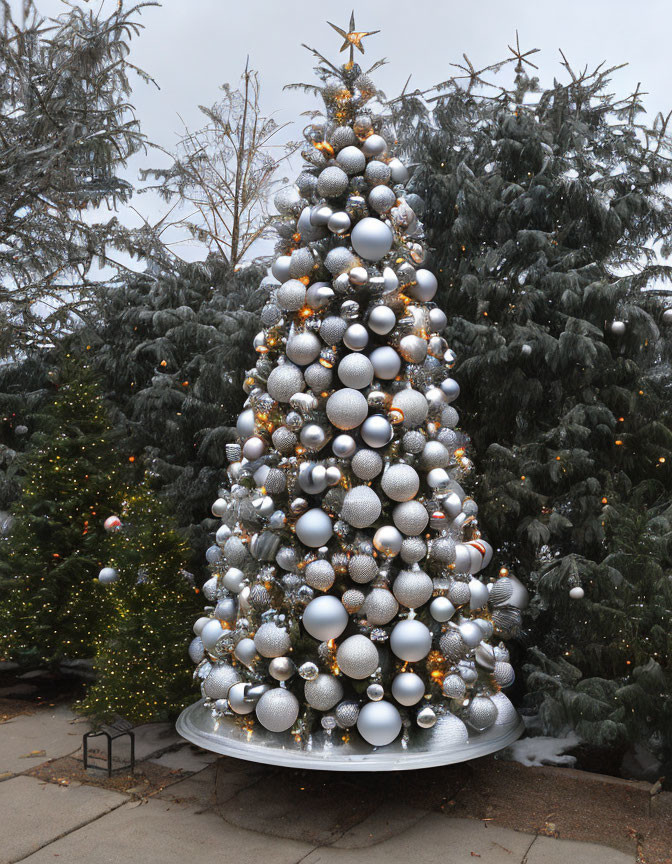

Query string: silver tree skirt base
[176,699,524,772]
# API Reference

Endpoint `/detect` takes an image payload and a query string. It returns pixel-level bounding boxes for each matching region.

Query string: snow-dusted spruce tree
[185,19,526,756]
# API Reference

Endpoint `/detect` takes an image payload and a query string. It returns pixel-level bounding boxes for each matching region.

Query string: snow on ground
[505,731,581,768]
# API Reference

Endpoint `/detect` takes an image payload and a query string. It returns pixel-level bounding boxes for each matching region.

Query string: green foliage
[396,56,672,764]
[0,360,120,665]
[79,483,200,724]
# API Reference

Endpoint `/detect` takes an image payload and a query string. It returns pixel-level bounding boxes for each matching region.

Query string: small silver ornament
[305,559,336,591]
[368,184,396,214]
[361,415,393,448]
[295,508,333,547]
[351,217,394,262]
[269,656,296,681]
[341,485,382,529]
[298,661,319,681]
[326,388,369,431]
[393,567,433,609]
[267,364,305,403]
[335,700,360,728]
[203,663,240,699]
[390,619,432,662]
[302,595,348,641]
[467,695,498,731]
[373,525,403,556]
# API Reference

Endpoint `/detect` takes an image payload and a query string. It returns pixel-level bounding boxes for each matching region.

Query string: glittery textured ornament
[276,279,307,311]
[489,577,514,606]
[428,712,469,745]
[336,634,379,679]
[442,674,467,699]
[381,463,420,502]
[439,630,467,661]
[202,663,240,699]
[393,500,429,536]
[317,165,349,198]
[320,315,349,344]
[441,405,459,428]
[325,247,356,275]
[289,247,315,279]
[348,554,378,584]
[305,559,336,591]
[263,468,286,494]
[400,535,427,563]
[335,700,360,728]
[493,661,515,688]
[448,581,471,607]
[305,674,344,710]
[368,184,396,214]
[326,388,369,430]
[266,364,305,403]
[338,353,374,389]
[271,426,297,455]
[254,622,291,658]
[351,448,383,480]
[431,536,456,565]
[342,588,366,613]
[330,125,358,151]
[393,567,433,608]
[223,536,247,567]
[336,145,366,175]
[467,696,498,731]
[419,441,451,470]
[391,389,428,429]
[492,607,522,636]
[341,485,382,529]
[286,332,321,366]
[304,362,333,392]
[248,584,271,611]
[261,303,283,327]
[401,430,425,454]
[362,587,399,625]
[255,688,299,732]
[188,637,205,664]
[365,160,391,185]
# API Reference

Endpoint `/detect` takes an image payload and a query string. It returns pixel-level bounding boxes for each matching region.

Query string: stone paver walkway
[0,704,668,864]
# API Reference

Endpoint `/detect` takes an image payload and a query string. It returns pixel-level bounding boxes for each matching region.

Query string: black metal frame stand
[83,720,135,777]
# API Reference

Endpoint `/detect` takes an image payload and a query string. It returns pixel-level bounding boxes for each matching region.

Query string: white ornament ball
[302,595,348,641]
[254,622,291,658]
[610,320,626,335]
[362,134,387,157]
[390,619,432,661]
[362,588,399,625]
[295,508,333,547]
[300,423,327,451]
[333,434,357,458]
[97,567,119,585]
[286,332,321,366]
[469,579,490,610]
[228,682,255,714]
[459,620,484,648]
[368,305,396,335]
[336,635,379,679]
[341,485,382,529]
[336,145,366,175]
[326,388,369,430]
[343,323,369,351]
[391,389,428,429]
[351,448,383,480]
[391,672,425,706]
[338,353,374,389]
[393,567,433,608]
[267,364,305,402]
[271,255,292,282]
[357,701,402,746]
[429,308,448,331]
[193,616,210,636]
[430,596,456,622]
[255,688,300,732]
[569,586,585,600]
[305,674,343,710]
[388,157,409,184]
[369,346,401,380]
[305,559,335,591]
[242,436,266,460]
[381,463,420,502]
[223,566,245,593]
[203,663,240,699]
[410,269,438,302]
[276,279,306,311]
[200,618,225,653]
[399,334,427,364]
[351,217,394,262]
[393,500,429,535]
[368,185,396,215]
[234,637,257,667]
[327,211,352,234]
[361,415,393,448]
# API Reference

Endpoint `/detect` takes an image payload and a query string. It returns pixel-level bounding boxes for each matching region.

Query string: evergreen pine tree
[79,482,199,724]
[395,52,672,760]
[0,359,120,665]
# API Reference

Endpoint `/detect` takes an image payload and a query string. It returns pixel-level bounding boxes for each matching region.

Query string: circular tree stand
[177,699,524,772]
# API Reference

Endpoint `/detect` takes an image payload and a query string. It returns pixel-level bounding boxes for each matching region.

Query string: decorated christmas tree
[178,18,526,764]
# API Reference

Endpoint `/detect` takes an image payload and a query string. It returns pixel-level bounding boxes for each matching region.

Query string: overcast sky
[20,0,672,261]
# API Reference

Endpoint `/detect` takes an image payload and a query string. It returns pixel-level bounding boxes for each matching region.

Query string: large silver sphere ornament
[400,535,427,564]
[388,157,409,184]
[469,579,490,610]
[368,185,396,215]
[320,315,349,345]
[458,620,484,648]
[409,269,438,302]
[430,596,456,623]
[419,441,451,471]
[361,415,393,448]
[429,713,469,747]
[272,426,298,455]
[440,377,460,402]
[326,388,369,431]
[333,434,357,458]
[369,346,401,380]
[368,305,396,335]
[266,364,305,403]
[364,160,391,185]
[391,672,425,706]
[223,566,245,593]
[401,431,425,455]
[317,165,349,198]
[391,389,429,429]
[336,634,379,679]
[276,279,306,312]
[254,622,291,658]
[255,688,300,733]
[305,674,344,710]
[343,323,369,351]
[295,508,333,547]
[341,485,382,529]
[242,436,266,460]
[305,559,335,591]
[338,353,374,389]
[236,407,255,439]
[390,619,432,661]
[271,255,292,282]
[467,696,498,731]
[324,246,356,276]
[373,525,403,557]
[351,448,383,480]
[327,211,352,236]
[381,463,420,502]
[362,587,399,625]
[399,334,427,364]
[357,701,402,747]
[362,133,387,157]
[299,423,327,451]
[336,145,366,175]
[351,217,394,262]
[302,595,348,641]
[234,637,257,667]
[306,281,334,310]
[188,636,205,664]
[393,567,433,609]
[269,656,296,682]
[203,663,240,699]
[348,554,379,584]
[286,332,321,366]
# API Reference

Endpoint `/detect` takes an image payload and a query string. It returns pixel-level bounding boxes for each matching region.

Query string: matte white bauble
[368,305,396,334]
[223,566,246,593]
[98,566,119,584]
[200,618,225,653]
[338,353,374,389]
[236,408,255,439]
[302,595,348,641]
[193,616,210,636]
[410,269,438,301]
[390,619,432,661]
[306,281,334,309]
[391,672,426,706]
[357,701,402,747]
[569,586,585,600]
[343,323,369,351]
[295,508,333,547]
[351,217,394,262]
[469,578,490,610]
[242,436,266,460]
[310,204,333,226]
[459,620,484,648]
[271,255,291,282]
[328,211,352,234]
[369,346,401,380]
[234,637,257,667]
[430,596,456,622]
[211,497,228,518]
[428,308,448,331]
[361,415,393,448]
[388,157,409,184]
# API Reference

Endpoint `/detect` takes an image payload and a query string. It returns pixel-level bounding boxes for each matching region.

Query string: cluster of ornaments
[188,60,528,750]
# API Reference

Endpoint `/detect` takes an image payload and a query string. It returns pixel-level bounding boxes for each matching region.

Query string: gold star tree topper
[328,11,380,67]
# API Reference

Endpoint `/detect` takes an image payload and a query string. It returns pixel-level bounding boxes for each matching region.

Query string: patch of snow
[505,731,581,767]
